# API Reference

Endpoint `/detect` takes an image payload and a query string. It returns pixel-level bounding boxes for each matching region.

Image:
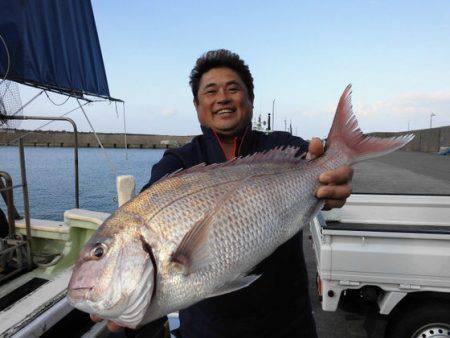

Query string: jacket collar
[200,123,253,159]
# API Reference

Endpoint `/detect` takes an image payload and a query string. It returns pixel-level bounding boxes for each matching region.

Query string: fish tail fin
[327,84,414,163]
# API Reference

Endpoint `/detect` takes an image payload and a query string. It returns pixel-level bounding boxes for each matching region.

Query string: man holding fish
[88,49,355,337]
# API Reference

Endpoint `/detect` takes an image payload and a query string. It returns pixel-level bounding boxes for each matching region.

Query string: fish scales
[125,159,300,244]
[144,160,322,321]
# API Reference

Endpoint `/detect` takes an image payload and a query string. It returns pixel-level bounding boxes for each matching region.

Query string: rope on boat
[77,99,118,176]
[122,101,129,161]
[114,101,129,162]
[44,90,71,106]
[12,90,44,115]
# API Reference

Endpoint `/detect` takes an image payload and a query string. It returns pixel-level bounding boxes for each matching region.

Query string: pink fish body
[67,85,413,328]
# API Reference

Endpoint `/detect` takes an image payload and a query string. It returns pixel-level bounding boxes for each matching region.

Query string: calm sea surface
[0,146,165,220]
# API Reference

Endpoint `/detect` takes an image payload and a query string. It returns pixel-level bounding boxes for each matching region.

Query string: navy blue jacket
[141,125,317,338]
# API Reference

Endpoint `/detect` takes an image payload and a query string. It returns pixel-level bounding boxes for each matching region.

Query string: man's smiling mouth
[214,108,236,115]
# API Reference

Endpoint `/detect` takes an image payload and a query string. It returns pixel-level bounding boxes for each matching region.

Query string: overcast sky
[14,0,450,139]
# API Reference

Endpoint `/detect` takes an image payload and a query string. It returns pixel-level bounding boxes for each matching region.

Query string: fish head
[67,213,155,327]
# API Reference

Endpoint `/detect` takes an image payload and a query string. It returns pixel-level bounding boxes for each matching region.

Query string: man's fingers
[307,138,324,160]
[90,314,102,323]
[106,321,123,332]
[90,315,123,332]
[323,199,347,210]
[316,184,352,200]
[319,166,353,185]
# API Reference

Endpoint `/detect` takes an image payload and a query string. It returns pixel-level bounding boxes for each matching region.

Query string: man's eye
[229,87,239,93]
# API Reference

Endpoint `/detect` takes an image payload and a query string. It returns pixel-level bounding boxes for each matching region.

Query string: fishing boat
[0,1,132,336]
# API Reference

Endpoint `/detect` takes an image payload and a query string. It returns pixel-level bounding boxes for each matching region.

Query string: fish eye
[91,242,107,259]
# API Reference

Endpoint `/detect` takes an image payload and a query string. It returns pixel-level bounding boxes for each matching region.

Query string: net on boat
[0,80,22,129]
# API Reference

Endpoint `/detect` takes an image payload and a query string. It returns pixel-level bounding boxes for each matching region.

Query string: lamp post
[430,113,436,129]
[272,99,275,131]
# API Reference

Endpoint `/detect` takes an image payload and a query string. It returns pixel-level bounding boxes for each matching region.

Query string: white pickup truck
[310,193,450,338]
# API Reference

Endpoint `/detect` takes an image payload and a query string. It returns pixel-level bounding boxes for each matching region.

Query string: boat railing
[0,114,81,282]
[2,114,80,208]
[0,169,32,282]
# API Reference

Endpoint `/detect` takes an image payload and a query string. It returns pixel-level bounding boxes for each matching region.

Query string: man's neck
[216,134,235,159]
[202,123,251,160]
[216,134,234,144]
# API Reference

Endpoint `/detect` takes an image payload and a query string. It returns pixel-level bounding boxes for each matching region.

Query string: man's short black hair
[189,49,254,103]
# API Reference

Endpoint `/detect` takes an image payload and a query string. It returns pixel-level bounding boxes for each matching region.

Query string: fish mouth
[67,286,93,301]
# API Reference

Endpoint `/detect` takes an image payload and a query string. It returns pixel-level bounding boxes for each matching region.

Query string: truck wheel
[385,301,450,338]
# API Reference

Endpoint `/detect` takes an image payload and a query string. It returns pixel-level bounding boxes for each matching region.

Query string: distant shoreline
[1,126,449,152]
[0,128,195,149]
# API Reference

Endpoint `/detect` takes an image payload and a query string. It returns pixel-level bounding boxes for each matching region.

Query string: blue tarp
[0,0,113,100]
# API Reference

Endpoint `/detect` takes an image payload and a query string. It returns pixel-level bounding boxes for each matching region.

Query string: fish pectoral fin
[208,274,261,298]
[171,179,245,275]
[170,211,215,275]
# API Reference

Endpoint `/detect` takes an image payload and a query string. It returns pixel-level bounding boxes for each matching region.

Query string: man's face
[194,67,253,136]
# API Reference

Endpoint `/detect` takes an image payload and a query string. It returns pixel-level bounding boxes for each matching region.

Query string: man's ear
[193,97,199,110]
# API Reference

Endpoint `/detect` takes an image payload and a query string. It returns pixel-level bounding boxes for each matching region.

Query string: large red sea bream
[67,85,413,328]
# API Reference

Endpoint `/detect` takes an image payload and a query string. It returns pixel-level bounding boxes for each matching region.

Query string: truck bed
[310,194,450,313]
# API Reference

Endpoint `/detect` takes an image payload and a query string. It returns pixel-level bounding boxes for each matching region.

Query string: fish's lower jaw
[67,298,99,316]
[66,295,81,309]
[67,290,128,320]
[112,260,155,327]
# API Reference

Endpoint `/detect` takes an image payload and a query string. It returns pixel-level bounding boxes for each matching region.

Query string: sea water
[0,146,165,220]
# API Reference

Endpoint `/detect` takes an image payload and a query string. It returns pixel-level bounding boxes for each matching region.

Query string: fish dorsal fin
[162,146,306,182]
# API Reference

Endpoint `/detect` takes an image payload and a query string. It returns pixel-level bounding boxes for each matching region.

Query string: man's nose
[216,88,231,104]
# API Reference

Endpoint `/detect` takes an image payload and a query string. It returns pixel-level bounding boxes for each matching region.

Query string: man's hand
[308,138,353,210]
[90,314,123,332]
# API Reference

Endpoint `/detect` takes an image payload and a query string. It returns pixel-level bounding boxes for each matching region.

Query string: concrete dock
[352,150,450,195]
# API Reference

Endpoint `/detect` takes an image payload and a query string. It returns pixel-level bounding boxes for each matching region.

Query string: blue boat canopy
[0,0,119,101]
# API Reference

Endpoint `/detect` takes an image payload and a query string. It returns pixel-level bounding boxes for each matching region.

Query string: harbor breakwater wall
[368,125,450,153]
[0,129,194,149]
[1,125,449,152]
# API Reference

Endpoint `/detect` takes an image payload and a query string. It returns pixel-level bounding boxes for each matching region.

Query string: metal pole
[272,99,275,131]
[2,114,80,208]
[18,140,31,239]
[72,121,79,208]
[430,113,435,129]
[19,139,32,268]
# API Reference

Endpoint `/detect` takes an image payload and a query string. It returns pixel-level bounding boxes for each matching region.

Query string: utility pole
[272,99,275,131]
[430,113,436,129]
